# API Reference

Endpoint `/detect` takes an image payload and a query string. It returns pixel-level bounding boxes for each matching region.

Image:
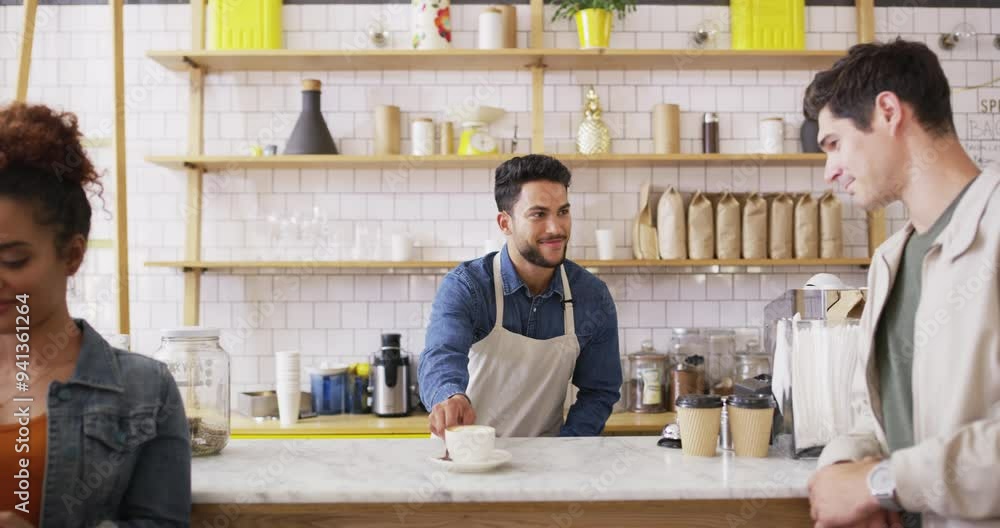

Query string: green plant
[549,0,637,22]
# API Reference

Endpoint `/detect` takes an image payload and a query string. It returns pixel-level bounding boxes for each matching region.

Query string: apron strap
[560,264,575,336]
[491,253,505,331]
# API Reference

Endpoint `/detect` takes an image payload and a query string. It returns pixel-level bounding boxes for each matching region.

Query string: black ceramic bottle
[284,79,339,155]
[800,118,820,153]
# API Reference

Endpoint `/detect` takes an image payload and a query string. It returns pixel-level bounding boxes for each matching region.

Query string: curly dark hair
[803,38,955,137]
[0,102,102,255]
[494,154,572,213]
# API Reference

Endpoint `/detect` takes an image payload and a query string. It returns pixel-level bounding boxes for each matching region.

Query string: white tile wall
[5,3,998,398]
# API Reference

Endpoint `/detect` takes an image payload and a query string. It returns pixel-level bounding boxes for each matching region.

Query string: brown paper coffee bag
[820,190,843,258]
[794,193,819,259]
[742,193,768,259]
[688,191,715,259]
[716,192,741,260]
[657,186,687,259]
[769,193,794,259]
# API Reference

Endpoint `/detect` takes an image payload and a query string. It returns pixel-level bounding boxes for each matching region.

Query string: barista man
[418,155,622,437]
[805,39,1000,528]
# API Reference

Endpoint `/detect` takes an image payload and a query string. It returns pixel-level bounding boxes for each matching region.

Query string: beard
[513,235,567,269]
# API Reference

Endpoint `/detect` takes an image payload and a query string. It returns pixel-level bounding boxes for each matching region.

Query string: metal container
[238,390,314,419]
[371,333,412,417]
[719,396,733,451]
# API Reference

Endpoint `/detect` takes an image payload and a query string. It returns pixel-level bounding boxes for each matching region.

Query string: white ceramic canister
[478,7,504,50]
[412,0,452,50]
[759,117,785,154]
[411,118,435,156]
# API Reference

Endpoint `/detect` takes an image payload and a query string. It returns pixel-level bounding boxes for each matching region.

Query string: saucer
[429,449,512,473]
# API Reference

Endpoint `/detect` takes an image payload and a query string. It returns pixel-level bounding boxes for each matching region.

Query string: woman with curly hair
[0,103,191,527]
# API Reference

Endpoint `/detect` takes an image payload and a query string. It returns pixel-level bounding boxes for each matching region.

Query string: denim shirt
[40,319,191,527]
[418,246,622,436]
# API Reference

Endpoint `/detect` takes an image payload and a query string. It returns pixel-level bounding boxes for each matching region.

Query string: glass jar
[668,355,706,412]
[154,327,230,456]
[625,340,668,413]
[705,329,737,395]
[733,339,771,383]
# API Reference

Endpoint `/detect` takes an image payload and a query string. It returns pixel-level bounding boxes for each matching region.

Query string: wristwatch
[867,460,904,512]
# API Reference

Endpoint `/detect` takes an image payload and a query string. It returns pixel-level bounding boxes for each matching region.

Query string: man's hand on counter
[808,457,885,527]
[429,393,476,437]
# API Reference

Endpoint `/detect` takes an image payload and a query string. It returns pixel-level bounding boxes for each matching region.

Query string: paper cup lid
[675,394,723,409]
[728,394,773,409]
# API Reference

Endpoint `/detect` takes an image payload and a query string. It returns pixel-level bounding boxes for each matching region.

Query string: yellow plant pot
[574,9,612,50]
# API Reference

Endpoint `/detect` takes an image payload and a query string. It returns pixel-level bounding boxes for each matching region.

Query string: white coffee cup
[445,425,496,463]
[595,228,615,260]
[391,233,413,262]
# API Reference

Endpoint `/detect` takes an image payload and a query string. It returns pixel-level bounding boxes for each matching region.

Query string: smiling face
[500,180,571,269]
[817,104,906,210]
[0,198,83,334]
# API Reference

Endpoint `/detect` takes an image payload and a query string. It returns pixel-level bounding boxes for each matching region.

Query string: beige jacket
[817,165,1000,528]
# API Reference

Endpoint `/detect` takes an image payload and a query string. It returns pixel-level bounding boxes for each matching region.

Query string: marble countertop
[192,436,817,504]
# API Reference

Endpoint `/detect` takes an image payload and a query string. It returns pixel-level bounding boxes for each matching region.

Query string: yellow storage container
[730,0,805,50]
[209,0,283,50]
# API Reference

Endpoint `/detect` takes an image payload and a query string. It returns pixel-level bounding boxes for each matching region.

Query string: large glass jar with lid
[154,327,230,456]
[625,340,668,413]
[733,339,771,383]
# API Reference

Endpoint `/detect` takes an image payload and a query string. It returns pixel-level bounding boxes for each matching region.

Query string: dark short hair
[494,154,572,213]
[803,38,955,137]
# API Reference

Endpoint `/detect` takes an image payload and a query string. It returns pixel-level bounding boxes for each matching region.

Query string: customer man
[804,39,999,528]
[418,154,621,437]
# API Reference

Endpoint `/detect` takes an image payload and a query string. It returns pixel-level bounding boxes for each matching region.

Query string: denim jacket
[40,319,191,527]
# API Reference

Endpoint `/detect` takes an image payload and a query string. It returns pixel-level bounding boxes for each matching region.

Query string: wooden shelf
[147,49,844,72]
[146,258,869,271]
[145,153,825,171]
[540,49,843,70]
[147,49,542,72]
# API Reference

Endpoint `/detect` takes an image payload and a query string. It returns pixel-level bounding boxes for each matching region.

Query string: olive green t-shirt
[875,181,971,454]
[874,181,973,526]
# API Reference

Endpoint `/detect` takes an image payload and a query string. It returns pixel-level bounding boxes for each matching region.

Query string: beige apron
[466,253,581,437]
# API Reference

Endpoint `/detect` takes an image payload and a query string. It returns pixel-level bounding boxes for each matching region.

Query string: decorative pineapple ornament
[576,86,611,155]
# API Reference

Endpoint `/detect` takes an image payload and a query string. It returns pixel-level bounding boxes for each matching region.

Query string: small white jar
[759,117,785,154]
[478,7,504,50]
[411,118,435,156]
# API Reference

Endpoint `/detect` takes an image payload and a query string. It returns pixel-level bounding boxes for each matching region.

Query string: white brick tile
[638,301,667,327]
[806,6,837,33]
[380,275,409,302]
[680,274,707,300]
[342,302,368,329]
[314,303,342,329]
[666,301,693,328]
[609,86,637,112]
[287,303,314,329]
[719,301,747,327]
[616,301,639,328]
[834,7,856,33]
[706,274,733,300]
[355,276,382,301]
[692,302,720,327]
[368,302,397,330]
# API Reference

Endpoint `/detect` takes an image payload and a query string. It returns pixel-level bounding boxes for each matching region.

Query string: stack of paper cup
[728,394,775,457]
[595,228,615,260]
[274,350,302,426]
[675,394,723,457]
